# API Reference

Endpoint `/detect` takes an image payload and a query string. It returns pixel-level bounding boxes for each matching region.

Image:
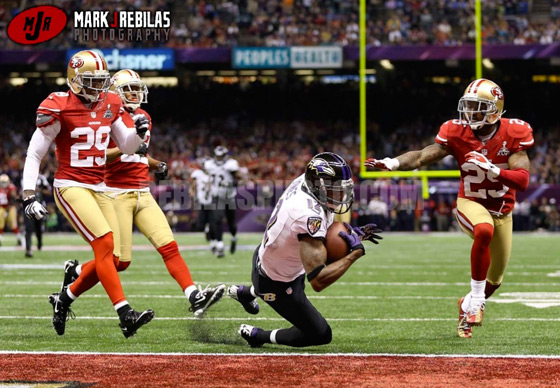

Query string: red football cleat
[466,301,485,326]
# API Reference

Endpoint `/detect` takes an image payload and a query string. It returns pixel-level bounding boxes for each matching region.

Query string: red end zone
[1,353,559,387]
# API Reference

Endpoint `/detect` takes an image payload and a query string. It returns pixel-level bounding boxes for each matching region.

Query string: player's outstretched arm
[365,143,449,171]
[300,235,363,292]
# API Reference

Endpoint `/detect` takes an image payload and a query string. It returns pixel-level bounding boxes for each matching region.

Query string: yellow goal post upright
[358,0,482,199]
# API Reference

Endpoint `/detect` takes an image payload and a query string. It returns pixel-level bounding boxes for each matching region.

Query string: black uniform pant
[251,246,332,347]
[25,216,43,251]
[210,196,237,241]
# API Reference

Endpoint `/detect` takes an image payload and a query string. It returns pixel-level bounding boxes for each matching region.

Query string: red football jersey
[36,91,124,185]
[0,183,17,208]
[104,108,152,189]
[435,118,534,215]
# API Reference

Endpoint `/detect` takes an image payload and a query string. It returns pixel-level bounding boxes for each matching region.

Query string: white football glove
[464,151,500,178]
[364,157,400,171]
[22,196,48,220]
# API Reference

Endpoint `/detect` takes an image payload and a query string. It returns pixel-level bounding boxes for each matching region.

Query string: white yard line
[0,350,559,359]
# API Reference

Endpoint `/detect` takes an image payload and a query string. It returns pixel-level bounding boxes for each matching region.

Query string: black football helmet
[304,152,354,214]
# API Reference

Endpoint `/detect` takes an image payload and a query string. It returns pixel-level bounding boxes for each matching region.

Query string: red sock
[157,241,194,291]
[485,281,501,299]
[69,259,99,297]
[90,232,125,305]
[471,223,494,281]
[116,260,130,272]
[13,227,20,234]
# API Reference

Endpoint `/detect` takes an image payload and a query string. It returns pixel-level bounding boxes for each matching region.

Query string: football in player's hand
[325,221,349,263]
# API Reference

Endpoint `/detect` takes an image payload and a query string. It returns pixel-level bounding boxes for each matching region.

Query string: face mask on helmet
[116,81,148,111]
[79,74,111,102]
[214,146,229,163]
[457,98,499,130]
[317,178,355,214]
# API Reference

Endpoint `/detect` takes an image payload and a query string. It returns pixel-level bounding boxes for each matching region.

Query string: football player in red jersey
[365,79,533,338]
[21,50,154,338]
[0,174,21,246]
[62,69,225,318]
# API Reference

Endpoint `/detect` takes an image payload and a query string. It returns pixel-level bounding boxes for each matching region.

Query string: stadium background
[1,0,560,236]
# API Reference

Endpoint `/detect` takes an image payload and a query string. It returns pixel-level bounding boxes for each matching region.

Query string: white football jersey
[203,157,239,199]
[190,169,212,206]
[258,174,334,282]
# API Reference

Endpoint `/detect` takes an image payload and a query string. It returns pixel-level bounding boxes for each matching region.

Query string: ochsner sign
[66,48,175,70]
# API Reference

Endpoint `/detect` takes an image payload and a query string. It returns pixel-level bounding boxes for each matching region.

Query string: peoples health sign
[66,48,175,71]
[233,47,342,69]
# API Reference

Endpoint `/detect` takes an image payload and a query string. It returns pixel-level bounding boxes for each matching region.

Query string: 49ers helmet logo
[69,57,84,69]
[491,87,504,100]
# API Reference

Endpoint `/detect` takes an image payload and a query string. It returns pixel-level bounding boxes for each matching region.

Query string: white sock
[217,241,225,250]
[461,293,472,312]
[270,329,279,344]
[249,285,257,298]
[184,285,198,300]
[471,279,486,305]
[210,240,217,248]
[114,301,129,311]
[66,287,77,301]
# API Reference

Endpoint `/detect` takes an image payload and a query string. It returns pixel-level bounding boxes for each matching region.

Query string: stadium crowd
[1,78,560,232]
[1,0,560,48]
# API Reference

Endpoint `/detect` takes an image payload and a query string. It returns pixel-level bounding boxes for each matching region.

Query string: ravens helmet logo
[307,158,336,176]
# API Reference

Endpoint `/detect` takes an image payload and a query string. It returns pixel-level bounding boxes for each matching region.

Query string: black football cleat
[238,324,264,348]
[48,292,75,336]
[189,284,226,317]
[119,309,155,338]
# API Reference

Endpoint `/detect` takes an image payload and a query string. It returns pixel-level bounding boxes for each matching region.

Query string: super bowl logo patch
[307,217,322,235]
[497,141,510,156]
[103,104,113,119]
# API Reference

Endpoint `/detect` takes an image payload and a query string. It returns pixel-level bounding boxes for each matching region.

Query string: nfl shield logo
[307,217,322,235]
[90,112,96,118]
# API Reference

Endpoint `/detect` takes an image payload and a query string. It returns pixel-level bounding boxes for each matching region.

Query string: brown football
[325,221,349,263]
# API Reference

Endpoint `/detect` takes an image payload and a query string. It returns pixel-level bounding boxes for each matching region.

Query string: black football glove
[22,196,48,220]
[133,114,150,138]
[155,162,168,182]
[135,142,148,156]
[357,223,383,244]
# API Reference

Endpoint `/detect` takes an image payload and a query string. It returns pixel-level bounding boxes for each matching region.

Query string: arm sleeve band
[110,116,144,154]
[496,168,530,191]
[22,124,59,191]
[307,264,326,282]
